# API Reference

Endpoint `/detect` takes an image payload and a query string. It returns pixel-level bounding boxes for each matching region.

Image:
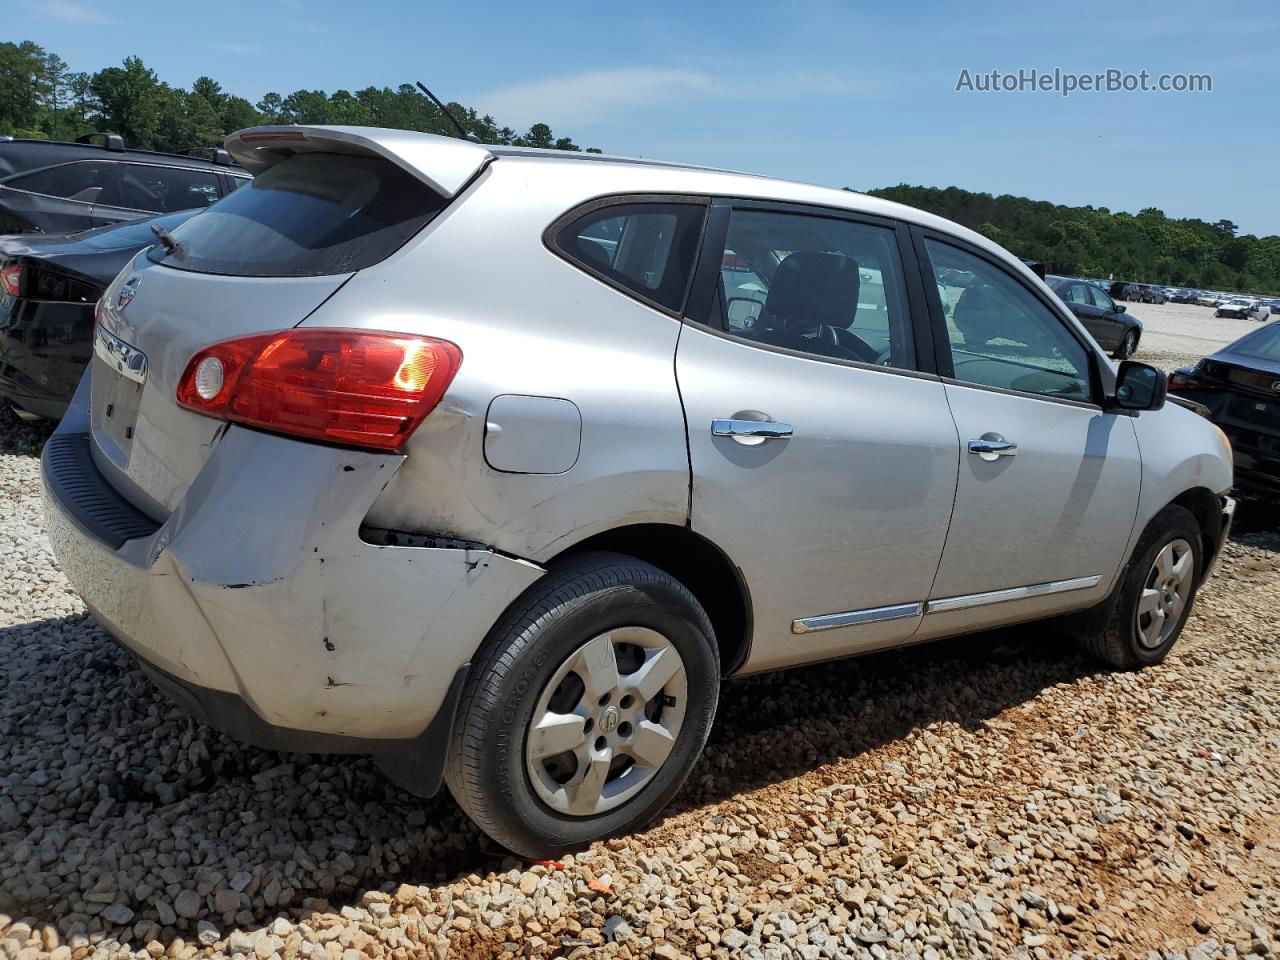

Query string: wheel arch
[1169,485,1225,580]
[543,522,753,677]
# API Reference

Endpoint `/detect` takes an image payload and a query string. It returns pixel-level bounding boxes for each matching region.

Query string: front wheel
[1077,505,1202,669]
[444,552,720,858]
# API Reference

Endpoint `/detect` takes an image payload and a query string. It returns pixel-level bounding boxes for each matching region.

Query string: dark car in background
[1137,284,1167,304]
[1047,274,1143,358]
[0,210,200,418]
[0,133,249,235]
[1109,281,1143,302]
[1169,323,1280,495]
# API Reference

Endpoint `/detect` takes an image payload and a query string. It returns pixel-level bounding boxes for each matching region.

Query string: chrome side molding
[792,602,922,635]
[792,576,1102,635]
[925,575,1101,614]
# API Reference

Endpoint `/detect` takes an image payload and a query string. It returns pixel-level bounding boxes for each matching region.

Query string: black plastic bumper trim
[129,648,467,798]
[42,432,161,548]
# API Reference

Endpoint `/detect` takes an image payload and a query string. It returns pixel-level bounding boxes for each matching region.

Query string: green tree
[90,56,169,147]
[0,41,49,134]
[3,40,599,168]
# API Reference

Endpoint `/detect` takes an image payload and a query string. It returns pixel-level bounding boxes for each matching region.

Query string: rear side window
[114,165,221,213]
[551,200,707,313]
[7,161,115,202]
[150,152,444,277]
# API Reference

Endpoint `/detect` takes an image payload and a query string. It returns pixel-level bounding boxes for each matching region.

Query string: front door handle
[968,434,1018,461]
[712,418,793,440]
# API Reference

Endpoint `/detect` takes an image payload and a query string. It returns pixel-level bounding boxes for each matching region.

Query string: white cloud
[472,67,853,129]
[38,0,115,24]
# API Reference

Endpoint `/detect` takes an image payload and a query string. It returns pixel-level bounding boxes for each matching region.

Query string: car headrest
[762,251,859,331]
[952,283,1008,345]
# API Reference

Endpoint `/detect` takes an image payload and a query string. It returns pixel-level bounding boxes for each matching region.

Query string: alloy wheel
[1136,538,1194,649]
[526,627,688,817]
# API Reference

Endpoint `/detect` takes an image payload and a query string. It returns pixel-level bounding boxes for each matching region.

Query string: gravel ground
[2,331,1279,960]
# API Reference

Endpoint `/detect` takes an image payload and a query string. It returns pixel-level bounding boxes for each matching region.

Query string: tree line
[0,40,598,157]
[865,184,1278,295]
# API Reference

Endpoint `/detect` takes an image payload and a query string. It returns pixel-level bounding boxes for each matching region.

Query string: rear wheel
[1077,505,1202,669]
[444,552,719,858]
[1114,329,1138,360]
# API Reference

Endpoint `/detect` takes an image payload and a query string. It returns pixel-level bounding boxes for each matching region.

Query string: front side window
[1087,285,1116,311]
[552,201,706,312]
[710,208,914,369]
[115,165,221,213]
[927,239,1093,401]
[7,162,115,202]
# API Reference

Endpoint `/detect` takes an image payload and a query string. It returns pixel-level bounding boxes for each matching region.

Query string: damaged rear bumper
[42,391,545,791]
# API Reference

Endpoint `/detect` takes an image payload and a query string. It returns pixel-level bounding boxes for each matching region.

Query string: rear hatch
[88,126,491,520]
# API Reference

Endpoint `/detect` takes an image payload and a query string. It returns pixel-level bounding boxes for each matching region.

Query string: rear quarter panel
[303,162,693,561]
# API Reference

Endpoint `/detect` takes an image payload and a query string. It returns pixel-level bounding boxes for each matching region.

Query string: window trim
[911,226,1109,408]
[683,196,939,377]
[543,193,711,318]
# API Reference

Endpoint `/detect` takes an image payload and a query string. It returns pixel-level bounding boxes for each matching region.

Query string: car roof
[227,124,1036,282]
[0,137,245,179]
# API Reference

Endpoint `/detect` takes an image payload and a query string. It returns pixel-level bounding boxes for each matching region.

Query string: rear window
[78,211,200,250]
[149,152,444,277]
[1236,324,1280,362]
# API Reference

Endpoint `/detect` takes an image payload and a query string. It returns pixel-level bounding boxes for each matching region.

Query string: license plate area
[90,354,146,464]
[1228,393,1277,430]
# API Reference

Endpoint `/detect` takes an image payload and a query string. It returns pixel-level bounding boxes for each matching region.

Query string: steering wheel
[819,325,881,364]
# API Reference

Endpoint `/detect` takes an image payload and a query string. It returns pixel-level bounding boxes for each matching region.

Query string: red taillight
[1168,371,1207,391]
[0,263,21,297]
[176,329,462,451]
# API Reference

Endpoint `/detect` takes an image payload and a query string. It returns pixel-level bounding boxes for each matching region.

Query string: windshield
[149,152,444,277]
[77,211,200,250]
[1234,323,1280,363]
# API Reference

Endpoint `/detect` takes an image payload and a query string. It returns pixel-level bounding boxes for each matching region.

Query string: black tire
[1114,329,1138,360]
[1077,505,1202,669]
[444,551,720,858]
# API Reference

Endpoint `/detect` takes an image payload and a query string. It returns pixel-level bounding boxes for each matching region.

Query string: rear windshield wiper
[151,224,184,259]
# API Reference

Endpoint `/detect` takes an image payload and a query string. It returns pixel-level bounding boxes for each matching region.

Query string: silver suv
[43,126,1235,857]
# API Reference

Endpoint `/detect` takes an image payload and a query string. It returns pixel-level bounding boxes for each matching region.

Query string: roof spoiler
[76,132,125,152]
[224,125,493,198]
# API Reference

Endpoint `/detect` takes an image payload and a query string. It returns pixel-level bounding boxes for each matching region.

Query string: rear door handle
[712,418,793,440]
[968,435,1018,460]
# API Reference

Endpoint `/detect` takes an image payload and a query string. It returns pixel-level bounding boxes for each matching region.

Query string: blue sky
[12,0,1280,234]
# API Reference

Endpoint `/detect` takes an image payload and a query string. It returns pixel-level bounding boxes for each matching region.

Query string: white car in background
[1245,299,1270,321]
[1215,298,1267,320]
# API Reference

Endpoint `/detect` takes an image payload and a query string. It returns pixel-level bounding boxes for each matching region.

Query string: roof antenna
[414,81,482,143]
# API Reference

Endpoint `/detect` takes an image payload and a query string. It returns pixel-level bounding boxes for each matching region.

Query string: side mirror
[1112,360,1166,411]
[1116,304,1126,313]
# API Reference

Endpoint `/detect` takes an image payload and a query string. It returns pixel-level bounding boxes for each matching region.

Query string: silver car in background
[43,126,1234,857]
